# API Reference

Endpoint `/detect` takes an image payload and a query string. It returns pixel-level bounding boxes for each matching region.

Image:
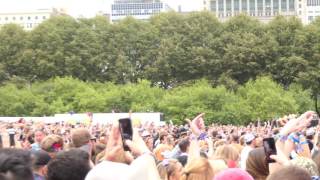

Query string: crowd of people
[0,111,319,180]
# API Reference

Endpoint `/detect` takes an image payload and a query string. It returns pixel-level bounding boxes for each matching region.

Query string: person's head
[213,145,239,164]
[31,150,51,176]
[180,157,214,180]
[213,140,226,149]
[157,159,183,180]
[179,139,190,153]
[290,157,319,176]
[41,135,64,157]
[239,135,245,146]
[306,129,315,140]
[214,168,254,180]
[230,134,239,143]
[160,133,168,144]
[46,149,91,180]
[267,165,311,180]
[34,129,46,144]
[246,147,269,180]
[0,148,33,180]
[244,133,256,147]
[71,128,91,148]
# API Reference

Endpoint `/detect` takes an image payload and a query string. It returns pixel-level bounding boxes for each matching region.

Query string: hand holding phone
[263,137,277,163]
[119,118,133,151]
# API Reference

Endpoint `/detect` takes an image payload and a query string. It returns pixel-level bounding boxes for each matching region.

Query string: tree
[237,76,298,121]
[0,24,27,81]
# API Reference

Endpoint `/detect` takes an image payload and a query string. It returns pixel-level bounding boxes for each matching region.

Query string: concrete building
[298,0,320,23]
[0,8,65,30]
[111,0,171,21]
[204,0,319,23]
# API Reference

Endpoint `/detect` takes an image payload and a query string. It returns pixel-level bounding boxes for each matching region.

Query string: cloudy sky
[0,0,203,18]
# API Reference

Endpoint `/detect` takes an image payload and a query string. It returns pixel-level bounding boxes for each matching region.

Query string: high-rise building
[204,0,319,23]
[298,0,320,23]
[110,0,171,21]
[0,8,66,30]
[204,0,296,23]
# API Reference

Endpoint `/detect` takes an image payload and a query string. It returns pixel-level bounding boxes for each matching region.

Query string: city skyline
[0,0,203,18]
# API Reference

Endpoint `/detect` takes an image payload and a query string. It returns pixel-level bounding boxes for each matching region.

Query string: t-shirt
[240,146,253,170]
[7,128,15,135]
[31,143,41,151]
[153,144,172,161]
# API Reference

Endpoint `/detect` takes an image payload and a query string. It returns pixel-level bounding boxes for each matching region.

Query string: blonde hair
[181,157,214,180]
[157,159,181,180]
[41,135,64,153]
[213,140,226,149]
[213,145,239,163]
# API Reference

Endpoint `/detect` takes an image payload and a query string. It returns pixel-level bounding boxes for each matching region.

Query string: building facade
[111,0,171,21]
[0,8,65,30]
[204,0,319,23]
[298,0,320,23]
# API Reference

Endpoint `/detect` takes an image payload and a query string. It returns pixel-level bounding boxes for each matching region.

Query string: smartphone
[308,114,320,128]
[119,118,133,151]
[263,137,277,163]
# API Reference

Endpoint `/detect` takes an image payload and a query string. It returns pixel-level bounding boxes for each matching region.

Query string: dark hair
[246,147,269,180]
[179,139,190,153]
[46,149,91,180]
[0,148,33,180]
[267,166,311,180]
[230,134,239,143]
[211,130,218,138]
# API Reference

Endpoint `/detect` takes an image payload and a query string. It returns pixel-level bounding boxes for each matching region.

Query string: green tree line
[0,76,315,125]
[0,12,319,121]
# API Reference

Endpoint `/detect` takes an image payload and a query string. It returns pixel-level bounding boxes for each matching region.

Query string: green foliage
[0,13,319,122]
[238,77,298,121]
[0,77,314,124]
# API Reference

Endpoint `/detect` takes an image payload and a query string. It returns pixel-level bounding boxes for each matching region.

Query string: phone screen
[119,118,133,151]
[263,137,277,163]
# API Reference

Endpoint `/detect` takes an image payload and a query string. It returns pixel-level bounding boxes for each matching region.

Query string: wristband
[300,141,308,145]
[278,134,288,142]
[288,133,300,144]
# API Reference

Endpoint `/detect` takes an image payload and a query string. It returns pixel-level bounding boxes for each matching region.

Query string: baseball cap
[244,133,255,143]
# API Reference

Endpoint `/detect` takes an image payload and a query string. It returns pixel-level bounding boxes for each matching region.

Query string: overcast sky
[0,0,203,18]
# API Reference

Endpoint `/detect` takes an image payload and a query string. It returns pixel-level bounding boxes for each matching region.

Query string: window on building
[265,0,271,15]
[43,16,46,20]
[28,16,31,20]
[281,0,286,11]
[249,0,255,12]
[12,17,16,20]
[234,0,240,11]
[257,0,263,15]
[289,0,294,11]
[299,10,302,14]
[20,16,23,20]
[226,0,232,12]
[5,17,8,20]
[273,0,279,11]
[242,0,248,11]
[218,0,224,13]
[308,16,314,21]
[35,16,38,20]
[211,0,217,11]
